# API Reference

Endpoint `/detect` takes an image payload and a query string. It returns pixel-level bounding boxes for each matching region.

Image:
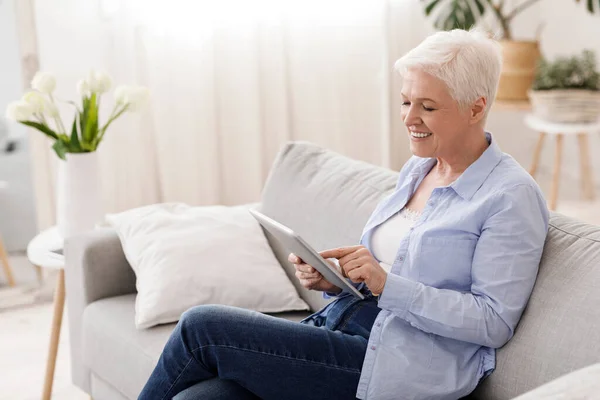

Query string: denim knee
[180,304,224,325]
[178,304,236,347]
[173,378,259,400]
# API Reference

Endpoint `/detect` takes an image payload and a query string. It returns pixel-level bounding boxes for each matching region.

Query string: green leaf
[532,50,600,91]
[82,92,99,146]
[20,121,59,140]
[424,0,442,15]
[52,139,68,160]
[473,0,485,15]
[424,0,488,31]
[69,115,81,151]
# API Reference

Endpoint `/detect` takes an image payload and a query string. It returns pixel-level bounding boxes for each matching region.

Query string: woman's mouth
[410,131,432,139]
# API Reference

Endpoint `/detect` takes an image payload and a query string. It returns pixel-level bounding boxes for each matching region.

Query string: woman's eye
[401,101,410,106]
[423,105,435,112]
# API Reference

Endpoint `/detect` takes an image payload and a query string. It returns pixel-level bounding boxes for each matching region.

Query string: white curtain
[28,0,431,230]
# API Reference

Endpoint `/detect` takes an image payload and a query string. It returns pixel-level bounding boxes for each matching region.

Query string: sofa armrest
[64,228,136,394]
[512,363,600,399]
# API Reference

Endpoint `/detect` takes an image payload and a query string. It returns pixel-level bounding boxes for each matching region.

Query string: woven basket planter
[528,89,600,123]
[497,41,540,101]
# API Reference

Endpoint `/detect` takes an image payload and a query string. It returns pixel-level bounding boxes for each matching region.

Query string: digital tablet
[249,209,364,299]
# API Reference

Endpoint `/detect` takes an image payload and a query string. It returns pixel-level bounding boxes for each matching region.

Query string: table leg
[550,135,564,211]
[34,264,44,285]
[0,234,16,287]
[529,132,546,179]
[577,133,595,201]
[42,269,65,400]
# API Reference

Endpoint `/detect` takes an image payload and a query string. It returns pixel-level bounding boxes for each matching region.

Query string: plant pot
[496,40,540,101]
[56,151,103,239]
[528,89,600,123]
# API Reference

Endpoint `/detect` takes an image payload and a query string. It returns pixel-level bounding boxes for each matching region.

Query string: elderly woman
[139,29,549,400]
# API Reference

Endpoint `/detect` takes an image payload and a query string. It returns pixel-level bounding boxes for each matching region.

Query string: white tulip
[87,70,112,93]
[22,91,59,118]
[114,85,128,105]
[114,85,149,111]
[77,79,90,97]
[31,72,56,94]
[22,91,47,114]
[5,101,35,121]
[45,102,60,118]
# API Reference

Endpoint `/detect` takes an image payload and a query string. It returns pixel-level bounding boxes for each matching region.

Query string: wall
[488,0,600,203]
[0,0,37,251]
[21,0,600,229]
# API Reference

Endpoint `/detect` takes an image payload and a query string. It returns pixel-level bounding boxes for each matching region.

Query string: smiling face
[401,68,480,159]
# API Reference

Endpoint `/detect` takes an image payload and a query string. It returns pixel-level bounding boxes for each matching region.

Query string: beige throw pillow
[105,203,309,329]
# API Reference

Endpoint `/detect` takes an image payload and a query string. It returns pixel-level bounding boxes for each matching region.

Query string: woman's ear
[470,97,487,124]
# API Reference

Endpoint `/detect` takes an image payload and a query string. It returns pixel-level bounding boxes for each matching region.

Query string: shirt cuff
[377,273,418,319]
[323,290,342,299]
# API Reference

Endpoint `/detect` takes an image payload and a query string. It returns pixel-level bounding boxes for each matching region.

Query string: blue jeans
[138,293,380,400]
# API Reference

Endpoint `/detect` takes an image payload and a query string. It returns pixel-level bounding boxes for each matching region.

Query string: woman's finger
[319,245,363,260]
[295,263,316,274]
[347,266,365,283]
[288,253,303,264]
[338,250,362,267]
[341,258,363,277]
[301,277,321,289]
[298,271,320,280]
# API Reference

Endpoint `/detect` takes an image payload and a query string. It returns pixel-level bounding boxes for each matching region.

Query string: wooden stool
[0,181,16,287]
[525,115,599,211]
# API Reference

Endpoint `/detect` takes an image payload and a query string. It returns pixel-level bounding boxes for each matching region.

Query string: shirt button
[371,345,376,351]
[376,322,382,327]
[428,201,435,206]
[398,256,404,262]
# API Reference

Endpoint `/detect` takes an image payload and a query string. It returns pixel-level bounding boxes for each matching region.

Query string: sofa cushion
[258,141,398,311]
[82,294,311,399]
[90,373,130,400]
[474,212,600,399]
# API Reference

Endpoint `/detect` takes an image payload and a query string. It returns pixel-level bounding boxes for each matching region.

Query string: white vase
[56,152,103,239]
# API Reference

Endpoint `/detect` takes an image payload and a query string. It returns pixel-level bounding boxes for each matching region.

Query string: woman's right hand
[289,253,342,294]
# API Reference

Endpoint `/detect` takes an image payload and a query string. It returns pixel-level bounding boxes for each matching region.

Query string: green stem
[488,1,512,40]
[35,112,49,127]
[94,104,129,149]
[49,94,67,135]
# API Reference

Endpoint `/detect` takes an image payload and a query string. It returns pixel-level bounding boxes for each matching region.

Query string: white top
[525,114,600,135]
[370,207,420,273]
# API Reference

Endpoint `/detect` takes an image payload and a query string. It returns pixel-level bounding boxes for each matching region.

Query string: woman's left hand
[319,245,388,296]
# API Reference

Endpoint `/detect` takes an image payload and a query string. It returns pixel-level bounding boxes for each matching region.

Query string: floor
[0,254,88,400]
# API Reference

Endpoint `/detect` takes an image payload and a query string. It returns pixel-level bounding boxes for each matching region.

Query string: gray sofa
[65,141,600,400]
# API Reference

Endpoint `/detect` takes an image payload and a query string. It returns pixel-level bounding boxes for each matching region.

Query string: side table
[27,226,65,400]
[525,115,600,210]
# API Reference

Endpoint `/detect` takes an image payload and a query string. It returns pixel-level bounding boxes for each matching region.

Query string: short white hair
[394,29,502,114]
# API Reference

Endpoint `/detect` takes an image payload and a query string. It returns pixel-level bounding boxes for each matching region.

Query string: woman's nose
[402,105,422,126]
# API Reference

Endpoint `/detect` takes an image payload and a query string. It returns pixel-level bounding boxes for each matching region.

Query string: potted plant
[421,0,600,101]
[5,71,149,238]
[529,50,600,122]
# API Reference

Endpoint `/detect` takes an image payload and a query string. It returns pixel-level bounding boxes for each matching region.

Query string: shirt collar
[409,132,503,201]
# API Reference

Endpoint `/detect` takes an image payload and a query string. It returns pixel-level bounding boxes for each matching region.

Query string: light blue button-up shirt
[327,133,549,399]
